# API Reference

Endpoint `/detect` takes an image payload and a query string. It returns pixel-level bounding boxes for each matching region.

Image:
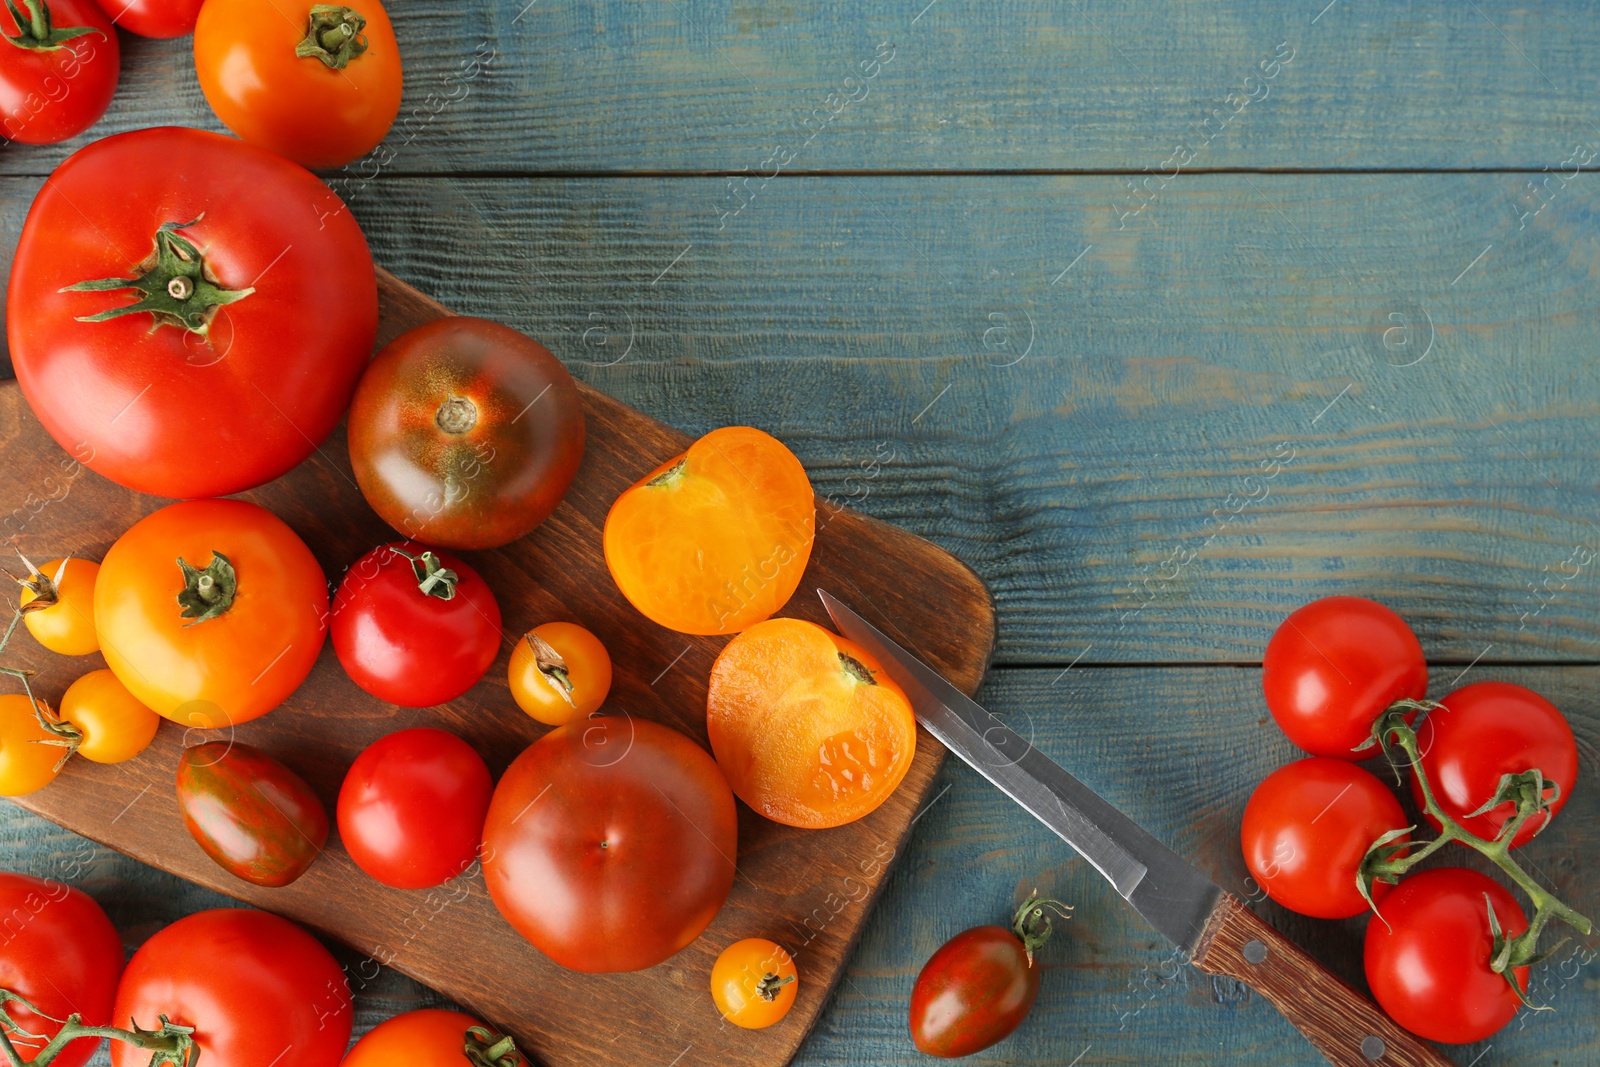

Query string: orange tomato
[94,500,328,729]
[340,1008,522,1067]
[710,938,799,1029]
[193,0,402,170]
[58,669,160,764]
[18,557,99,655]
[507,622,612,726]
[0,695,62,797]
[706,618,916,829]
[604,426,814,635]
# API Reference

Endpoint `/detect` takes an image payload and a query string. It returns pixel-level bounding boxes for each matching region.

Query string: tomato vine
[0,987,196,1067]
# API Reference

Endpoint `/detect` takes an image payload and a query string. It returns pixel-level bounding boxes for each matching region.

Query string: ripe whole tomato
[194,0,402,169]
[59,668,160,764]
[19,556,99,655]
[93,0,202,37]
[481,716,738,973]
[1412,681,1577,848]
[348,317,586,551]
[1262,596,1427,758]
[8,127,376,499]
[111,909,351,1067]
[0,872,124,1067]
[342,1008,518,1067]
[0,0,118,145]
[331,543,503,707]
[507,621,613,726]
[0,694,64,796]
[176,741,329,887]
[338,728,493,889]
[94,499,329,729]
[710,939,798,1029]
[1364,867,1528,1044]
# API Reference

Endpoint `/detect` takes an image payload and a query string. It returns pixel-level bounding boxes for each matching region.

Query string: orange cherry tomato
[710,938,798,1029]
[18,557,99,655]
[0,695,61,797]
[507,622,612,726]
[94,499,328,729]
[58,669,160,764]
[707,618,916,829]
[605,426,814,635]
[342,1008,522,1067]
[193,0,402,170]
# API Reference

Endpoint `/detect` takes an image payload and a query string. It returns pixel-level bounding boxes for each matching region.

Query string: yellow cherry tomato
[58,669,161,764]
[507,622,612,726]
[18,557,99,656]
[710,938,798,1029]
[0,695,63,796]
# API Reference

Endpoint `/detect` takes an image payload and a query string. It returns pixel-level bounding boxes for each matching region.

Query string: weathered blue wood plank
[4,2,1600,175]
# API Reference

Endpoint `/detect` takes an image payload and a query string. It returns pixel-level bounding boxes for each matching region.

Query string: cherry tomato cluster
[1246,595,1582,1044]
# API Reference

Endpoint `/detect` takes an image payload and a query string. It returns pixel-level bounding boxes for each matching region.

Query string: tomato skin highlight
[910,925,1040,1058]
[9,127,376,500]
[59,668,160,763]
[1364,867,1528,1044]
[0,872,124,1067]
[482,716,738,973]
[19,556,99,655]
[1412,681,1577,848]
[331,543,503,708]
[1262,596,1427,758]
[111,909,351,1067]
[176,741,329,887]
[1240,757,1408,919]
[194,0,402,170]
[710,939,799,1029]
[93,0,202,37]
[343,1008,504,1067]
[0,0,118,145]
[338,727,493,889]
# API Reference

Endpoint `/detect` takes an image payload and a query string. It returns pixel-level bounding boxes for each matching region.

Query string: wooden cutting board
[0,268,995,1067]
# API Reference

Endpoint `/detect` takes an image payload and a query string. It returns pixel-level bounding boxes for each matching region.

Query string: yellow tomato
[507,622,612,726]
[710,938,798,1029]
[18,557,99,656]
[0,695,63,796]
[59,670,161,764]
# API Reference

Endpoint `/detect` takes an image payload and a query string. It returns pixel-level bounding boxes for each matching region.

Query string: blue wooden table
[3,2,1599,1064]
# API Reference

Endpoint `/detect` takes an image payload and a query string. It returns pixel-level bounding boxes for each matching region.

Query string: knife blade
[818,589,1457,1067]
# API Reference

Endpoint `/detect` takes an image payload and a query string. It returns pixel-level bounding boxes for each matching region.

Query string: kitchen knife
[818,589,1455,1067]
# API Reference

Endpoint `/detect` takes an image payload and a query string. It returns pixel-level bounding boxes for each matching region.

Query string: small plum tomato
[507,622,612,726]
[58,668,161,764]
[176,742,329,888]
[0,694,64,796]
[18,556,99,655]
[604,426,815,635]
[711,939,798,1029]
[707,618,916,829]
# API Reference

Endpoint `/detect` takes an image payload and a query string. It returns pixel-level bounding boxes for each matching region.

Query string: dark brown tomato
[176,741,328,887]
[347,317,585,551]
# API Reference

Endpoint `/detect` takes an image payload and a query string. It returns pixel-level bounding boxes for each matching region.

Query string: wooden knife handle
[1191,894,1456,1067]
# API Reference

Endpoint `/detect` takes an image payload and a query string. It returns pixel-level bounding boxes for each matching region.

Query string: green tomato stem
[463,1025,524,1067]
[295,5,369,68]
[0,988,196,1067]
[2,0,103,52]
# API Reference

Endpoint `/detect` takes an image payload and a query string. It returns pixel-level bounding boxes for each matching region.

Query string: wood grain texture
[0,269,997,1067]
[5,2,1600,175]
[1192,894,1454,1067]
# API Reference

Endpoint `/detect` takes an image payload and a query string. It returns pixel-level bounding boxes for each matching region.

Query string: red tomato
[1262,596,1427,758]
[338,728,493,889]
[176,742,329,888]
[1412,681,1577,848]
[1364,868,1528,1044]
[0,872,124,1067]
[111,909,351,1067]
[342,1008,521,1067]
[93,0,202,37]
[0,0,118,145]
[1240,758,1408,919]
[331,543,503,707]
[481,716,738,973]
[8,127,377,499]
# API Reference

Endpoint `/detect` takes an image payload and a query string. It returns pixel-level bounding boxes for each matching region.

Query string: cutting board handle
[1192,894,1457,1067]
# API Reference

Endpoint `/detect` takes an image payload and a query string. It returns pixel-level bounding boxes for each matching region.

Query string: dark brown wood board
[0,268,995,1067]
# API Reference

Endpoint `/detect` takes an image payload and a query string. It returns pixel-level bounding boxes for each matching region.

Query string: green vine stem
[1011,889,1074,967]
[1360,702,1594,1006]
[464,1025,524,1067]
[0,988,196,1067]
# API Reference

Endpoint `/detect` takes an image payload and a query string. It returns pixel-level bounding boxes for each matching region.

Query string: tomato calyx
[176,552,238,625]
[295,4,369,69]
[838,651,875,685]
[753,971,796,1003]
[11,553,66,616]
[1,0,103,51]
[464,1025,525,1067]
[390,547,459,601]
[61,218,255,339]
[1010,889,1074,967]
[0,986,198,1066]
[525,631,576,706]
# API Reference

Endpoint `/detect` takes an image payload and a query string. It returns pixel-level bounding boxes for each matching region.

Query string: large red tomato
[0,873,123,1067]
[1262,596,1427,758]
[481,716,738,973]
[93,0,202,37]
[110,909,351,1067]
[8,127,377,499]
[1412,681,1577,848]
[0,0,118,145]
